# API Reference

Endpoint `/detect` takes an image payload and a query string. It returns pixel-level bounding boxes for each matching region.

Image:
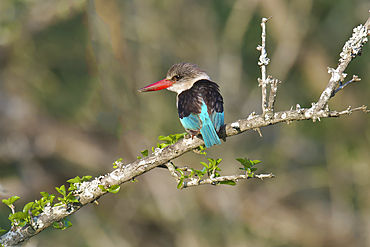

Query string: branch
[1,15,370,247]
[164,162,275,189]
[313,19,370,111]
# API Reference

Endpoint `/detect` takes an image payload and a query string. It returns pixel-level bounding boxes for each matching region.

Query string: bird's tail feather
[200,121,221,148]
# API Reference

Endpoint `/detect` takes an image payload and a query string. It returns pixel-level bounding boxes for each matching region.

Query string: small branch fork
[312,18,369,112]
[2,14,370,247]
[330,75,361,98]
[165,163,275,189]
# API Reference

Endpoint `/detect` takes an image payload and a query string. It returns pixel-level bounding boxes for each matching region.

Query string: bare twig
[329,105,369,117]
[330,75,361,98]
[257,17,281,118]
[267,77,281,111]
[257,16,272,115]
[184,173,275,188]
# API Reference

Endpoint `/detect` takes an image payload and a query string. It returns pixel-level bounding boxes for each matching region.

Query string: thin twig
[329,105,369,117]
[257,16,272,115]
[330,75,361,98]
[267,77,281,111]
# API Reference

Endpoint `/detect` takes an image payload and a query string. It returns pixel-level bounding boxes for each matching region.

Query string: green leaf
[67,176,82,184]
[252,160,261,165]
[31,209,41,217]
[41,193,56,206]
[220,181,237,186]
[196,145,207,155]
[9,212,27,221]
[201,167,207,175]
[194,170,204,178]
[157,143,168,149]
[62,218,73,229]
[66,194,79,203]
[23,202,34,214]
[38,192,55,207]
[55,185,66,197]
[113,158,123,168]
[207,158,215,165]
[98,185,107,192]
[50,194,55,205]
[99,184,120,193]
[176,168,184,177]
[204,158,222,171]
[200,162,209,169]
[177,178,184,189]
[0,228,7,235]
[53,222,63,229]
[2,196,20,206]
[236,158,261,170]
[107,185,120,194]
[137,156,141,159]
[53,218,73,230]
[18,221,27,227]
[174,133,187,142]
[81,176,92,182]
[189,169,195,177]
[141,150,149,157]
[236,158,245,163]
[67,175,91,185]
[68,184,78,191]
[40,192,49,198]
[158,135,173,142]
[157,133,186,148]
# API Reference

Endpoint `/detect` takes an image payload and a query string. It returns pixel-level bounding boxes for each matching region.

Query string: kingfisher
[138,62,224,148]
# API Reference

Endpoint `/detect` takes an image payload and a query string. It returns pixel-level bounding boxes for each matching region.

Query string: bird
[138,62,224,148]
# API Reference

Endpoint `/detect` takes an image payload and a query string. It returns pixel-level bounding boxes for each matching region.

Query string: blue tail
[199,103,221,148]
[200,121,221,148]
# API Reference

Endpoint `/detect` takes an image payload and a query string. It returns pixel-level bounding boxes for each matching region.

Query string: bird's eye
[172,75,180,81]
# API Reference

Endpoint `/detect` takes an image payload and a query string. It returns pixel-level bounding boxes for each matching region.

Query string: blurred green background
[1,0,370,246]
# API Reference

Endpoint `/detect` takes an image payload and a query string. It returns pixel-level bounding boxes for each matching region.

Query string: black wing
[193,80,224,116]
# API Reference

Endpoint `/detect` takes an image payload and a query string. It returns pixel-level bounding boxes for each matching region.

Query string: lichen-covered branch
[313,21,369,111]
[1,15,370,247]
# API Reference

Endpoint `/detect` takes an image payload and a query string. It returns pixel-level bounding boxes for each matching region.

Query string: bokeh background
[1,0,370,246]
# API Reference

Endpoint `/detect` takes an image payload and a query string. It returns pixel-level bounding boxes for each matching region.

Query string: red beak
[138,79,174,92]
